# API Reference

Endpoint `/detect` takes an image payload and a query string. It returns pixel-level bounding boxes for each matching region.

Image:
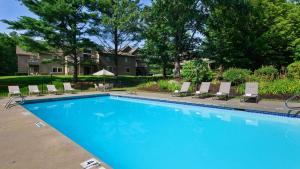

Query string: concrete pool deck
[0,92,111,169]
[0,91,299,169]
[112,91,298,114]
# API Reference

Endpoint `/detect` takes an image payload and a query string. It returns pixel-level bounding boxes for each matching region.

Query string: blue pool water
[24,96,300,169]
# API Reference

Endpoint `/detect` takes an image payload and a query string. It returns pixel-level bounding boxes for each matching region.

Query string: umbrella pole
[104,76,106,92]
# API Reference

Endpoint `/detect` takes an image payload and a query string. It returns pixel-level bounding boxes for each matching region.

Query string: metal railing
[5,96,26,109]
[284,93,300,116]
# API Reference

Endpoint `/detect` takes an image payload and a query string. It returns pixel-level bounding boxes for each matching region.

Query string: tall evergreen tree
[88,0,141,76]
[0,33,17,75]
[2,0,93,81]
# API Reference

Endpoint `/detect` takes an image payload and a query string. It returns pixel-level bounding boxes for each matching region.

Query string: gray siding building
[16,46,147,76]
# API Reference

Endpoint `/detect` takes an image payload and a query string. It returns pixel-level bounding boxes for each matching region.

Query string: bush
[259,79,300,95]
[181,60,213,84]
[157,80,180,92]
[138,81,157,88]
[0,75,165,97]
[137,80,180,92]
[254,65,278,80]
[287,61,300,79]
[222,68,251,85]
[0,75,164,86]
[236,78,300,96]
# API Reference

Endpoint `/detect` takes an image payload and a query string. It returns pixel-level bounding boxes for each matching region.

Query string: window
[125,57,128,63]
[83,49,92,54]
[83,53,91,60]
[52,67,63,73]
[82,49,92,60]
[105,56,112,62]
[125,67,130,73]
[107,66,113,72]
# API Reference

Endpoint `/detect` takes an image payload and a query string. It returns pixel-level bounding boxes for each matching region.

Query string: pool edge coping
[22,92,300,119]
[110,94,300,119]
[23,93,110,104]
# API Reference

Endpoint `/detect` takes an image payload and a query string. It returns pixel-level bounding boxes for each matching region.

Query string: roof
[16,45,139,57]
[99,46,139,57]
[16,46,35,56]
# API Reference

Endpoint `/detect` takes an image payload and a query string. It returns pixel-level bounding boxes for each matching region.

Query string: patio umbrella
[92,69,115,91]
[92,69,115,76]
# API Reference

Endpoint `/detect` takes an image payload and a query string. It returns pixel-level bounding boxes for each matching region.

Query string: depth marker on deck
[21,111,31,116]
[80,158,104,169]
[34,121,46,128]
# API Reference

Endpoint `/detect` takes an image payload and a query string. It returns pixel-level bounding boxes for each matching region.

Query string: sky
[0,0,152,34]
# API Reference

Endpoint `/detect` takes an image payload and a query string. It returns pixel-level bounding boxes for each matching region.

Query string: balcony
[80,55,99,65]
[28,58,40,65]
[136,60,147,68]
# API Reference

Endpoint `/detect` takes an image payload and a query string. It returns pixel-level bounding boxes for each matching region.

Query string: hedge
[0,75,165,97]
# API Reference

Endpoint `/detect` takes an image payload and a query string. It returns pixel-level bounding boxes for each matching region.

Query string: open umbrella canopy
[93,69,115,76]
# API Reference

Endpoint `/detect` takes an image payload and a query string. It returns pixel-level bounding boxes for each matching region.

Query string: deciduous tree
[145,0,206,77]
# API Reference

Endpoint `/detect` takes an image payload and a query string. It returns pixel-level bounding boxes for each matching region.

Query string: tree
[141,40,173,77]
[202,0,264,69]
[88,0,141,76]
[201,0,300,69]
[272,1,300,61]
[0,33,17,75]
[141,6,173,77]
[2,0,94,81]
[148,0,206,77]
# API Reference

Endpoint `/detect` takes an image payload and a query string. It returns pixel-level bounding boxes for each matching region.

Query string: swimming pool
[24,95,300,169]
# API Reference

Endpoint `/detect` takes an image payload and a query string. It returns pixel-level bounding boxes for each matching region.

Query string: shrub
[236,78,300,96]
[137,80,180,92]
[222,68,251,85]
[254,65,278,80]
[0,75,165,97]
[287,61,300,79]
[181,60,213,84]
[157,80,180,92]
[259,79,300,95]
[138,81,157,88]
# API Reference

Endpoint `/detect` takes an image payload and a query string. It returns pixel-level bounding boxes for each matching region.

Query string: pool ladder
[5,96,26,109]
[284,94,300,116]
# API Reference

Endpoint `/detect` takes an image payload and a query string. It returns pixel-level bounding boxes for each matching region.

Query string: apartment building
[16,46,148,76]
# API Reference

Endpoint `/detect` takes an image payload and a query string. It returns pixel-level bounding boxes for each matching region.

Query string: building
[16,46,148,76]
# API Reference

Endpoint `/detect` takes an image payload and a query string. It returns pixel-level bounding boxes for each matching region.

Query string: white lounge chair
[241,82,259,103]
[98,83,105,90]
[94,84,99,91]
[193,82,211,98]
[172,82,191,97]
[8,86,21,97]
[94,83,105,91]
[214,82,231,100]
[63,83,75,93]
[46,85,58,94]
[104,83,113,91]
[28,85,40,95]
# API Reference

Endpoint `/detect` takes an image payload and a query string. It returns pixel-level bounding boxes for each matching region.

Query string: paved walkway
[0,92,111,169]
[111,91,297,114]
[0,91,298,169]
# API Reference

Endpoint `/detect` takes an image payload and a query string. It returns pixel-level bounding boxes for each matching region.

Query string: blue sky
[0,0,151,33]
